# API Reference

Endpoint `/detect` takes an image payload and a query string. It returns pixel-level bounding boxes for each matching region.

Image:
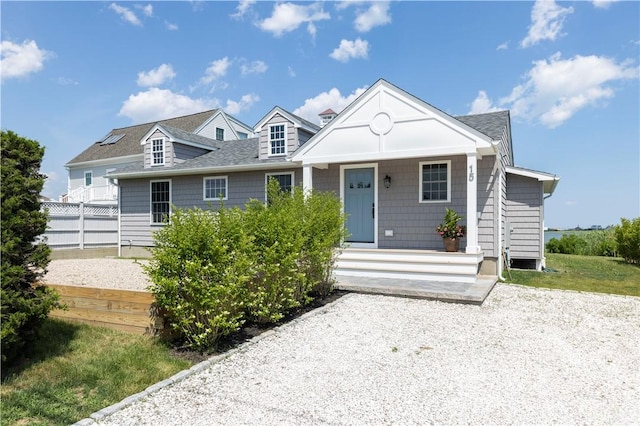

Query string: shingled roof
[66,110,219,166]
[455,110,510,141]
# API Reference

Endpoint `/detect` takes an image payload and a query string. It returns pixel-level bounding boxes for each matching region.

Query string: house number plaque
[468,165,475,182]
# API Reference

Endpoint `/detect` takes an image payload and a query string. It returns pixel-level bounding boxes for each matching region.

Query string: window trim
[419,160,451,203]
[203,175,229,201]
[84,170,93,187]
[151,138,165,166]
[150,179,172,225]
[268,123,287,157]
[265,171,294,201]
[215,127,224,141]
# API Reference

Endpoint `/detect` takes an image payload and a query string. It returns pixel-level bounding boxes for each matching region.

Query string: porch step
[335,248,483,283]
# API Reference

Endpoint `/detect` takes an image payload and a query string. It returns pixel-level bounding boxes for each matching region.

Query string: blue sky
[1,0,638,229]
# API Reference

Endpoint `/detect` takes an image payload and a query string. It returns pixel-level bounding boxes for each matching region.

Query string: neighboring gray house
[106,79,558,282]
[64,109,254,204]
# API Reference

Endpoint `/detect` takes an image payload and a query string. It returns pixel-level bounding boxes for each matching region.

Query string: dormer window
[152,138,164,165]
[215,127,224,141]
[269,124,286,156]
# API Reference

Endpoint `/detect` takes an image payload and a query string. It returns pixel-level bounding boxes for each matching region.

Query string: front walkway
[334,275,498,304]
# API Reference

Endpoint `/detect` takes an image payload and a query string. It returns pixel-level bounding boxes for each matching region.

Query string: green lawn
[506,253,640,297]
[1,319,192,426]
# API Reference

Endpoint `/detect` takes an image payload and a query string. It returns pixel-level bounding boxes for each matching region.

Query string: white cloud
[224,93,260,115]
[1,39,53,82]
[497,52,639,128]
[520,0,574,48]
[468,91,501,115]
[231,0,256,19]
[165,21,179,31]
[497,41,509,51]
[354,1,391,32]
[137,64,176,87]
[200,57,231,86]
[258,2,330,37]
[136,4,153,17]
[592,0,618,8]
[55,77,78,86]
[109,3,142,26]
[240,60,268,76]
[288,66,296,77]
[330,38,369,62]
[119,88,219,122]
[293,85,368,124]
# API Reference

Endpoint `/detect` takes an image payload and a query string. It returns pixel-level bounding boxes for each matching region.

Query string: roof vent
[318,109,337,128]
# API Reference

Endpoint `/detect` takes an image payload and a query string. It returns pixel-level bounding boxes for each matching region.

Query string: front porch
[334,248,497,304]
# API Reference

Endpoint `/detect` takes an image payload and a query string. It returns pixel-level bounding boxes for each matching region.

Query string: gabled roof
[142,124,220,151]
[66,110,218,167]
[455,110,510,141]
[254,106,320,134]
[192,110,254,139]
[319,108,336,116]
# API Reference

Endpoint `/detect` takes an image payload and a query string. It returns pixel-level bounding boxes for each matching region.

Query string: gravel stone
[93,284,640,425]
[43,258,151,291]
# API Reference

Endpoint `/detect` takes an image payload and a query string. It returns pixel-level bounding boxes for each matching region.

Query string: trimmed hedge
[146,181,346,352]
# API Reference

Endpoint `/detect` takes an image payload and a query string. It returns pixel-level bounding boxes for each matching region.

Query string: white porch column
[302,164,313,194]
[466,152,481,253]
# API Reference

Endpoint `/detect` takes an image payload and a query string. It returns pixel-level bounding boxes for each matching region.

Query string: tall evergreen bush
[1,130,61,366]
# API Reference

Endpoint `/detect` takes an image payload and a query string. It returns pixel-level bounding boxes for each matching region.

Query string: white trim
[84,170,93,187]
[151,138,165,166]
[150,179,172,225]
[264,171,295,201]
[203,175,228,201]
[65,153,142,169]
[108,161,294,179]
[418,160,451,203]
[340,163,378,248]
[268,122,288,157]
[255,107,318,134]
[215,127,225,141]
[506,166,559,195]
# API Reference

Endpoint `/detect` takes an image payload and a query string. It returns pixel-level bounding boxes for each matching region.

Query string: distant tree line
[546,218,640,264]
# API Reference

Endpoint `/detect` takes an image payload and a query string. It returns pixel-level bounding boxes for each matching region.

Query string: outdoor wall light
[384,175,392,189]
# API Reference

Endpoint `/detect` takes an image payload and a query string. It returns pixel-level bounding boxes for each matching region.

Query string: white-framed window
[237,132,248,139]
[419,160,451,203]
[265,172,294,201]
[215,127,224,141]
[268,124,286,156]
[203,176,228,200]
[150,180,171,224]
[152,138,165,165]
[84,171,93,187]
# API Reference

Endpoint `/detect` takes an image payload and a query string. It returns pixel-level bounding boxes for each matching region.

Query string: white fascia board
[109,161,302,179]
[65,154,142,169]
[506,166,560,195]
[254,107,317,134]
[299,146,476,166]
[141,124,218,152]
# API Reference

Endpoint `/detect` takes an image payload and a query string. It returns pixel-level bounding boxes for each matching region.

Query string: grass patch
[506,253,640,297]
[1,319,192,426]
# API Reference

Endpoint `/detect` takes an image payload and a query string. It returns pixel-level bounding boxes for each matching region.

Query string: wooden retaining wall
[47,284,164,335]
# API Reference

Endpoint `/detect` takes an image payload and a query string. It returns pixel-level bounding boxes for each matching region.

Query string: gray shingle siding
[506,174,543,259]
[174,143,209,162]
[119,169,300,247]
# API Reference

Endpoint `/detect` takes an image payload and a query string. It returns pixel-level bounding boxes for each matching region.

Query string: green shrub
[614,217,640,264]
[145,207,252,351]
[1,130,61,366]
[146,181,347,352]
[546,230,617,257]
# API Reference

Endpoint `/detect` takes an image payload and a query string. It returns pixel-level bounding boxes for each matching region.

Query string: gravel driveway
[73,280,639,425]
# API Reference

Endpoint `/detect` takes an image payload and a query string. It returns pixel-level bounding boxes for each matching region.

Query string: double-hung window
[152,138,164,165]
[215,128,224,141]
[265,172,294,202]
[269,124,286,156]
[203,176,228,200]
[84,171,93,187]
[150,180,171,224]
[420,160,450,202]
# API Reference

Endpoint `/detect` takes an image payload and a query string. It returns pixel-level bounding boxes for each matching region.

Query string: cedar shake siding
[258,113,298,160]
[119,169,300,247]
[505,173,543,260]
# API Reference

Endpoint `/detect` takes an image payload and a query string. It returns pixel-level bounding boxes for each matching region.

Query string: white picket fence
[41,202,118,250]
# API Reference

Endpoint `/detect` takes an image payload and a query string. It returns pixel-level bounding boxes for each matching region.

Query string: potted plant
[436,208,466,252]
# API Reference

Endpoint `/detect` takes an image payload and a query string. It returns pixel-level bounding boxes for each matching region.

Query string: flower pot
[443,237,460,252]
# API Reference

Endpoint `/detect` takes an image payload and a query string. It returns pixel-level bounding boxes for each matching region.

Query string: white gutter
[108,161,299,179]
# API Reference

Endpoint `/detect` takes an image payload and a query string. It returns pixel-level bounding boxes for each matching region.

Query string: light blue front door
[344,168,375,243]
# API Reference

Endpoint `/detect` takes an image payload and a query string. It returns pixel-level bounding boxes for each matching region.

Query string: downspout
[115,180,122,258]
[497,166,506,281]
